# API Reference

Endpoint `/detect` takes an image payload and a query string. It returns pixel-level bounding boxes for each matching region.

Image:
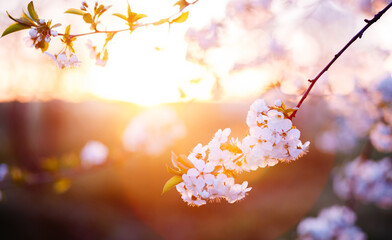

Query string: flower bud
[69,54,79,64]
[29,28,38,38]
[38,19,45,25]
[45,35,51,43]
[50,30,58,37]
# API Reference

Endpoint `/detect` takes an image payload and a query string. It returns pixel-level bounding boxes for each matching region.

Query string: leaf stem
[289,1,392,120]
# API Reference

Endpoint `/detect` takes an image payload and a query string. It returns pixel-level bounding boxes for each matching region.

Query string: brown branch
[289,1,392,120]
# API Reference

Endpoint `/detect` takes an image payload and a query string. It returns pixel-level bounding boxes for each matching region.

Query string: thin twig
[289,1,392,120]
[58,0,199,39]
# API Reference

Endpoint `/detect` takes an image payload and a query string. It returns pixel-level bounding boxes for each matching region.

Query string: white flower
[176,182,206,206]
[188,143,208,161]
[226,181,251,203]
[187,159,215,190]
[267,110,292,133]
[29,28,38,38]
[250,99,268,114]
[209,128,231,146]
[50,30,58,37]
[38,19,45,24]
[45,52,81,69]
[80,141,108,167]
[95,58,108,66]
[209,173,231,198]
[44,35,51,43]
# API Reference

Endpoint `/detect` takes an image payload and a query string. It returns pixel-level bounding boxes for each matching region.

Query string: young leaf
[64,8,86,16]
[83,13,93,23]
[65,24,71,36]
[167,165,182,175]
[27,1,39,22]
[6,11,34,26]
[23,11,35,24]
[113,13,128,21]
[172,11,188,23]
[127,3,132,18]
[1,23,30,37]
[162,175,182,195]
[51,23,62,28]
[174,0,189,10]
[133,13,147,22]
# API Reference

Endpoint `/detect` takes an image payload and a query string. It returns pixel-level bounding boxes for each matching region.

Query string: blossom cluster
[45,52,81,69]
[175,129,251,206]
[333,157,392,208]
[297,205,366,240]
[122,107,186,156]
[243,99,309,170]
[26,22,58,49]
[166,99,310,206]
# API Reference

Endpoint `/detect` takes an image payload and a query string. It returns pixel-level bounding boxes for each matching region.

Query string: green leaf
[1,23,30,37]
[83,13,93,23]
[6,11,34,27]
[64,8,85,16]
[27,1,39,22]
[172,11,188,23]
[113,13,128,21]
[162,175,182,195]
[23,11,35,24]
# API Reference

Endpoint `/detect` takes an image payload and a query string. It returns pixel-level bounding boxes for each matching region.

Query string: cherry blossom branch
[289,1,392,120]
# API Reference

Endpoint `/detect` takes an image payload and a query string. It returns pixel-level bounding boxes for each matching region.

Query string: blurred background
[0,0,391,239]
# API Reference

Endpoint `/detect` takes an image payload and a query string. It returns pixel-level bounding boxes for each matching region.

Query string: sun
[82,0,271,106]
[83,1,202,106]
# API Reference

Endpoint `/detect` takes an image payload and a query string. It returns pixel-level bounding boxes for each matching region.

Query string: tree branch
[289,1,392,120]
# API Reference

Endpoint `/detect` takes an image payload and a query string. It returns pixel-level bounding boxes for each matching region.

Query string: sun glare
[84,0,211,106]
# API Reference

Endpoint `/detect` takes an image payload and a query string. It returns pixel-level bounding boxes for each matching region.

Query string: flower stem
[289,1,392,120]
